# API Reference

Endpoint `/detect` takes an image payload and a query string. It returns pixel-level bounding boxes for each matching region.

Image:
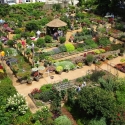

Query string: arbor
[78,87,116,119]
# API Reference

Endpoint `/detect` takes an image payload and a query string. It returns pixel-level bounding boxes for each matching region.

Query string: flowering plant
[6,93,28,115]
[31,88,41,95]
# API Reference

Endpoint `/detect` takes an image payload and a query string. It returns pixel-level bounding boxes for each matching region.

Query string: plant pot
[27,80,32,84]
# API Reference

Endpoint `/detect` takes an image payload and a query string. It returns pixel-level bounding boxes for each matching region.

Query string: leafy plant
[56,66,63,72]
[6,93,28,115]
[45,35,52,43]
[64,43,75,52]
[40,84,52,92]
[54,115,72,125]
[86,54,94,64]
[59,37,66,44]
[36,38,45,47]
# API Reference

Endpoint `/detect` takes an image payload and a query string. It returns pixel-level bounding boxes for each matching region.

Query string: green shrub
[45,35,52,43]
[7,40,14,47]
[30,31,35,37]
[94,49,101,54]
[40,84,52,92]
[120,58,125,62]
[14,28,22,34]
[54,61,75,70]
[6,93,28,115]
[0,77,17,98]
[36,38,45,47]
[64,43,75,52]
[59,45,67,52]
[59,37,66,44]
[98,37,111,46]
[26,21,39,31]
[54,115,72,125]
[86,54,94,64]
[53,4,61,11]
[56,66,63,72]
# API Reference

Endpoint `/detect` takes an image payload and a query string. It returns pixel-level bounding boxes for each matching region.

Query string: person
[81,82,86,88]
[36,30,41,38]
[76,85,81,92]
[31,42,34,53]
[21,40,26,48]
[0,50,5,60]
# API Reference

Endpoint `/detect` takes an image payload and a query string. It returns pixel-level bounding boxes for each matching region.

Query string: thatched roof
[46,18,67,27]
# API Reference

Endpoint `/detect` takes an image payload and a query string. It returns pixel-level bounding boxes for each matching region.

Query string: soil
[61,107,78,125]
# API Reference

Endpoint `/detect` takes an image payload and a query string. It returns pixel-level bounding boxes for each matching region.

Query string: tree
[78,87,116,119]
[26,22,39,31]
[54,115,72,125]
[88,117,106,125]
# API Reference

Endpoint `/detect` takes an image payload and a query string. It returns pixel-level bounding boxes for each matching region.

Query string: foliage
[53,4,61,11]
[88,117,106,125]
[13,110,33,125]
[40,84,52,92]
[54,115,72,125]
[45,35,52,43]
[67,88,77,106]
[90,70,105,82]
[59,37,66,44]
[34,120,41,125]
[0,77,17,98]
[6,93,28,115]
[84,39,98,48]
[36,38,45,47]
[26,21,39,31]
[64,43,75,52]
[98,37,111,46]
[40,17,49,26]
[56,66,63,72]
[0,4,10,17]
[86,54,94,64]
[116,81,125,104]
[14,28,22,34]
[7,40,14,47]
[54,61,75,71]
[78,87,116,118]
[98,77,119,92]
[32,106,52,125]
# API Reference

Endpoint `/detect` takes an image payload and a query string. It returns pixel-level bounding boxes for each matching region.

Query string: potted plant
[56,66,63,74]
[119,48,124,56]
[86,54,94,66]
[27,75,32,84]
[77,62,83,68]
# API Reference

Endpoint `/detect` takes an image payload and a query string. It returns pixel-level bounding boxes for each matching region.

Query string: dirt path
[66,28,82,42]
[61,107,78,125]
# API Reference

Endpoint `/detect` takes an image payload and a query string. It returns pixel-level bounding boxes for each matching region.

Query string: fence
[95,63,118,78]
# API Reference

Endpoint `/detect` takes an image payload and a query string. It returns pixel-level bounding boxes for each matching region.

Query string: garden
[1,1,125,125]
[29,69,125,124]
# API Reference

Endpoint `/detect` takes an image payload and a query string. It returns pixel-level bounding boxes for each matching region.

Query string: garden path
[65,28,82,42]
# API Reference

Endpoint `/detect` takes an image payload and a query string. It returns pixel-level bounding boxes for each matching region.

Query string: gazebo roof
[46,18,67,27]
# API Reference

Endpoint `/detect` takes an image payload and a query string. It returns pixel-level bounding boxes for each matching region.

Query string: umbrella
[46,19,67,27]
